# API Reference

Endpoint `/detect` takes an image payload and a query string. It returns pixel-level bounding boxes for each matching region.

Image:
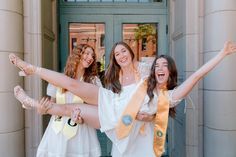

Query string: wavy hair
[147,55,178,118]
[104,41,135,93]
[63,44,97,92]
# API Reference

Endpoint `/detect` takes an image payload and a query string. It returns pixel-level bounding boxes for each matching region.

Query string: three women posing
[10,41,236,157]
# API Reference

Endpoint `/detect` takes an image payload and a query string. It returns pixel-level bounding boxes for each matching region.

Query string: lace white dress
[37,77,102,157]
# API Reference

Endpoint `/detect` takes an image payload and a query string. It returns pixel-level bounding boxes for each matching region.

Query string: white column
[185,0,200,157]
[170,0,201,156]
[203,1,236,156]
[0,0,25,157]
[23,0,43,156]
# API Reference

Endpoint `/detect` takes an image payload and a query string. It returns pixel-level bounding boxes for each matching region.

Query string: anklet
[35,67,42,74]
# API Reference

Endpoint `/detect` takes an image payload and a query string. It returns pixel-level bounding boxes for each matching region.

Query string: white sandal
[71,107,84,124]
[14,85,37,109]
[9,53,39,76]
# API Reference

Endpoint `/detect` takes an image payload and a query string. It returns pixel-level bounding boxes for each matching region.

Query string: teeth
[120,58,126,63]
[158,74,165,80]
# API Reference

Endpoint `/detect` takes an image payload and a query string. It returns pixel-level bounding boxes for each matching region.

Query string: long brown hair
[147,55,178,118]
[104,41,135,93]
[63,44,97,92]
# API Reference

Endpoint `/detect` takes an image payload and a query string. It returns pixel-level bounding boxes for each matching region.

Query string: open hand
[37,97,53,115]
[222,41,236,55]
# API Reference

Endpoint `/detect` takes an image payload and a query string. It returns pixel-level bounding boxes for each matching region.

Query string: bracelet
[35,67,42,74]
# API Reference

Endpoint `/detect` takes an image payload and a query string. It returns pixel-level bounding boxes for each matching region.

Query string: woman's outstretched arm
[172,41,236,101]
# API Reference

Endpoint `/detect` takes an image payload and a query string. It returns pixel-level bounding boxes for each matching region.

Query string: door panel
[60,15,113,70]
[114,14,167,56]
[60,14,167,69]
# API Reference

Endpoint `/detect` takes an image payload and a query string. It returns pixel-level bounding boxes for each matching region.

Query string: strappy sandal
[9,53,37,76]
[71,107,84,124]
[14,85,37,109]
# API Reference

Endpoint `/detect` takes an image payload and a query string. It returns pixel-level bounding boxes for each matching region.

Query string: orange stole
[153,89,169,157]
[115,80,147,139]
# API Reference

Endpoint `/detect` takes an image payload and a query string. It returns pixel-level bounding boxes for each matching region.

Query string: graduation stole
[153,88,169,157]
[115,80,147,139]
[52,88,83,139]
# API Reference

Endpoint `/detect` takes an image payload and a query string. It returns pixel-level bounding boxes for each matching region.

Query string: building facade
[0,0,236,157]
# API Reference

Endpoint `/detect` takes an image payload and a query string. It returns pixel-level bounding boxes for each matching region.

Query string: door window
[122,23,157,62]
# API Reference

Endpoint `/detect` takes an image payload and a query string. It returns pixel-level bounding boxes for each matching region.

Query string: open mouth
[86,61,91,64]
[157,73,165,79]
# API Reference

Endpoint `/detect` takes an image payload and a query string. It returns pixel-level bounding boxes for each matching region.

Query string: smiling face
[114,44,133,68]
[79,47,95,69]
[155,57,170,87]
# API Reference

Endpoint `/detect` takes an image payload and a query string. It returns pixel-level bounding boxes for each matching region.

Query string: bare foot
[14,85,38,109]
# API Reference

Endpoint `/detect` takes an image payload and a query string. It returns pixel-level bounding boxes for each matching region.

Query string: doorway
[58,0,169,156]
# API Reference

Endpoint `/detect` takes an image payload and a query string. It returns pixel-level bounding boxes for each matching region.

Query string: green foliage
[134,24,156,40]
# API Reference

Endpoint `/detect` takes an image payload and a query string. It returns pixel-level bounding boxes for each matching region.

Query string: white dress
[98,79,180,157]
[37,77,102,157]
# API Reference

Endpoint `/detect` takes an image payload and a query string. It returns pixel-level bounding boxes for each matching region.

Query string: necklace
[119,63,140,84]
[124,76,129,80]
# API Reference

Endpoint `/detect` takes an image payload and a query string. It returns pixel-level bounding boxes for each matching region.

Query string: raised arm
[9,54,99,105]
[172,41,236,101]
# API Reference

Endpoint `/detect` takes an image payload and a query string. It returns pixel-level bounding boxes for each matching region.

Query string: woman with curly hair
[35,44,102,157]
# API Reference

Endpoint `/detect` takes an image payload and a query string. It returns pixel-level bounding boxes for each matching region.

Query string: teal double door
[59,2,168,68]
[59,1,169,156]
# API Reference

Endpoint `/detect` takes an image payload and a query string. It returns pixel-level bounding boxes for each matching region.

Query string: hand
[136,112,155,122]
[37,97,53,115]
[222,41,236,56]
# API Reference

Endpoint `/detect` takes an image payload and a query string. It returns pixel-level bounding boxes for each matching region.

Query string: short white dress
[37,77,102,157]
[98,79,180,157]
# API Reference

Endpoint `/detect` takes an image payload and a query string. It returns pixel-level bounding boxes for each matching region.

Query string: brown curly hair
[104,41,135,93]
[63,44,98,92]
[147,55,178,118]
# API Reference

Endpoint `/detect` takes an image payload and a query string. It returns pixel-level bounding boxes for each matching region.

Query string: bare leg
[45,103,100,129]
[14,85,100,129]
[9,53,99,105]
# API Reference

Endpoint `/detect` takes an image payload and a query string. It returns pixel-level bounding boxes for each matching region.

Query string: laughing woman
[23,44,102,157]
[10,41,236,157]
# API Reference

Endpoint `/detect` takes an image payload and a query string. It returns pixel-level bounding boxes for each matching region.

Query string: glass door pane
[122,23,157,63]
